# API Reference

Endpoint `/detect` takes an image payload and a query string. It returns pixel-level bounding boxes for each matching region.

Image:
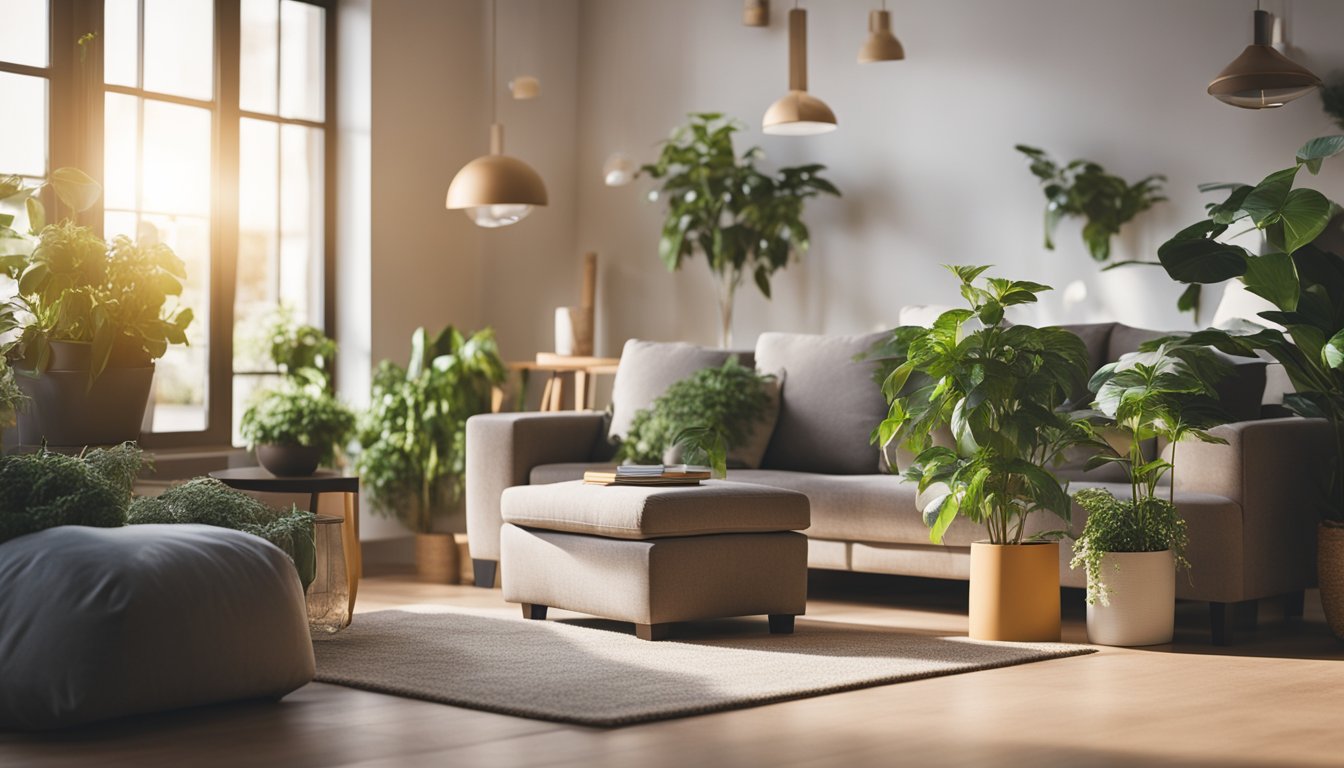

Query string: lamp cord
[490,0,497,124]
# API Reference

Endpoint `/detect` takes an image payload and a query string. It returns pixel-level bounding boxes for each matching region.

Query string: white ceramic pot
[1086,549,1176,647]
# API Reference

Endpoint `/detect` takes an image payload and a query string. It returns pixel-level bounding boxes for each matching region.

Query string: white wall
[567,0,1344,353]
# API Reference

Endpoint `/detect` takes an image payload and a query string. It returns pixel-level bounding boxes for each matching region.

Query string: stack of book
[582,464,712,486]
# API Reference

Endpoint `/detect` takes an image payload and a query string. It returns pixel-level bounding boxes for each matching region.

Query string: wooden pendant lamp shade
[762,8,837,136]
[857,9,904,63]
[1208,9,1320,109]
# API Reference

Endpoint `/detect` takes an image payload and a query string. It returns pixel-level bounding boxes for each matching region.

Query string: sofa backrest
[755,330,891,475]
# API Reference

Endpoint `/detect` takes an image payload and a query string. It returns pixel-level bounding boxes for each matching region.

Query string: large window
[0,0,334,448]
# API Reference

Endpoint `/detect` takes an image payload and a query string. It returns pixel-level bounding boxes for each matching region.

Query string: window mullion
[213,0,243,447]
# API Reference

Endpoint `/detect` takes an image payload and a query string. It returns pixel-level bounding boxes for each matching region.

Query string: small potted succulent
[1071,342,1231,646]
[240,383,355,477]
[873,266,1091,642]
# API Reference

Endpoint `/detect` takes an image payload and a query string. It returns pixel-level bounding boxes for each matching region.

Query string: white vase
[1086,550,1176,646]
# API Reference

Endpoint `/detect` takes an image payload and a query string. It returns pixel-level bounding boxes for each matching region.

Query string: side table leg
[343,492,362,622]
[575,371,589,411]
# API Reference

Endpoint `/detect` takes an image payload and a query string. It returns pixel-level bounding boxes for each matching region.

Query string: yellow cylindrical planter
[969,541,1061,641]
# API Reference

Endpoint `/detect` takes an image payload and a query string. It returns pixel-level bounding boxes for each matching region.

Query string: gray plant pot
[14,364,154,448]
[256,444,323,477]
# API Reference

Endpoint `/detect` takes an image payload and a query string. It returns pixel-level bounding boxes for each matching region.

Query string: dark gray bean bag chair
[0,524,314,730]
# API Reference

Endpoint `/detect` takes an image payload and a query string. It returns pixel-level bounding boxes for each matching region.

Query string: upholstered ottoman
[500,480,810,640]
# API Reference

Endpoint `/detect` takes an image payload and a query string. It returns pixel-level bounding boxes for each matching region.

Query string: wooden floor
[4,570,1343,768]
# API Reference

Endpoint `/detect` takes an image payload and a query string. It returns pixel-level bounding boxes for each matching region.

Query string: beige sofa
[466,325,1331,644]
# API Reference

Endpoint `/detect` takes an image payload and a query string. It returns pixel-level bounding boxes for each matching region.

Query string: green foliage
[1070,490,1189,606]
[0,303,23,440]
[3,221,193,382]
[0,446,144,543]
[128,477,317,589]
[355,325,505,533]
[266,307,337,391]
[871,266,1091,545]
[240,382,356,466]
[1015,145,1166,262]
[640,113,839,344]
[1152,134,1344,523]
[615,357,772,476]
[672,425,729,480]
[1323,77,1344,132]
[1069,343,1231,603]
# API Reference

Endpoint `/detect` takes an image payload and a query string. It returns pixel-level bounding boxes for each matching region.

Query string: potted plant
[240,383,355,477]
[0,306,24,451]
[239,315,350,476]
[1151,133,1344,639]
[1015,145,1166,263]
[872,265,1090,641]
[640,113,840,348]
[1070,343,1231,646]
[355,325,505,583]
[1,171,192,447]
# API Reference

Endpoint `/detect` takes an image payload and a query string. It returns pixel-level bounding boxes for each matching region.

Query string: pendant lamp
[1208,7,1321,109]
[446,0,548,228]
[857,2,904,63]
[762,6,837,136]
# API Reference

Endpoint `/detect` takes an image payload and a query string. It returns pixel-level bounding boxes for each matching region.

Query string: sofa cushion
[1059,322,1115,405]
[755,331,890,475]
[501,480,810,540]
[607,340,753,442]
[0,524,314,730]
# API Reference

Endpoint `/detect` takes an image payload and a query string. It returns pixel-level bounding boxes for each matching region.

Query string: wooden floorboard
[3,569,1342,767]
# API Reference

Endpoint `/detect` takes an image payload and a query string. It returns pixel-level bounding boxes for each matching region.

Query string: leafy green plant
[671,425,729,479]
[355,325,506,533]
[640,113,839,347]
[0,443,147,543]
[1015,145,1166,262]
[1069,343,1233,604]
[1151,133,1344,525]
[266,307,337,391]
[1323,77,1344,131]
[615,357,772,474]
[128,477,316,589]
[0,305,23,442]
[240,382,356,466]
[871,266,1091,545]
[0,168,103,249]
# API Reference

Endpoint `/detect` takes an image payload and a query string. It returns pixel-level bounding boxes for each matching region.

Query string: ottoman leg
[522,603,548,620]
[635,623,671,641]
[768,614,796,635]
[473,559,498,589]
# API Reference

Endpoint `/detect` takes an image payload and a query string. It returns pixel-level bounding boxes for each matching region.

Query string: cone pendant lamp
[1208,7,1320,109]
[447,0,547,227]
[763,6,836,136]
[857,3,904,63]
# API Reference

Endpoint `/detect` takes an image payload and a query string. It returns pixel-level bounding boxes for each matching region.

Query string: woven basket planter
[1319,523,1344,641]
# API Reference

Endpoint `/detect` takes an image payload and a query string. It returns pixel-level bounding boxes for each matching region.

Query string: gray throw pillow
[608,340,749,442]
[756,330,891,475]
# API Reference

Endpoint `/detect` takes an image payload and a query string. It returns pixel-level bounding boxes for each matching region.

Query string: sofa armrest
[1171,417,1334,599]
[465,411,608,563]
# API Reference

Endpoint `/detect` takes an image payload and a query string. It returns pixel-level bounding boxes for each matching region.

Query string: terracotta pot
[15,364,154,447]
[1085,550,1176,646]
[968,541,1061,642]
[415,532,461,584]
[256,444,322,477]
[1319,523,1344,641]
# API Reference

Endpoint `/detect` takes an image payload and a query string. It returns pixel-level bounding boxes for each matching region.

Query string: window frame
[16,0,338,449]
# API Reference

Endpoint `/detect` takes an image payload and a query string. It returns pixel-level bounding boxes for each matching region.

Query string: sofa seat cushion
[0,524,314,731]
[755,331,890,475]
[725,470,923,543]
[501,480,809,540]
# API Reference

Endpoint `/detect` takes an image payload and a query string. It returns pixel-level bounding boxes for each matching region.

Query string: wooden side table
[208,468,362,620]
[508,354,621,411]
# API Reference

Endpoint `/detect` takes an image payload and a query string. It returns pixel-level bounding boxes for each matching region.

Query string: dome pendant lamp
[857,1,904,63]
[762,5,837,136]
[446,0,547,228]
[1207,6,1321,109]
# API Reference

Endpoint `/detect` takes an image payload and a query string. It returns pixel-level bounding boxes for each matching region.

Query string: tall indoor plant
[355,324,505,583]
[640,112,839,347]
[1,170,192,446]
[872,266,1090,641]
[1152,134,1344,639]
[1071,343,1231,645]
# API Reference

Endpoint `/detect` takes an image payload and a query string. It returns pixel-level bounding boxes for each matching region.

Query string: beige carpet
[312,607,1094,727]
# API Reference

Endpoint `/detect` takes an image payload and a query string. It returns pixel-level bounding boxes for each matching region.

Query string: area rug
[312,607,1094,727]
